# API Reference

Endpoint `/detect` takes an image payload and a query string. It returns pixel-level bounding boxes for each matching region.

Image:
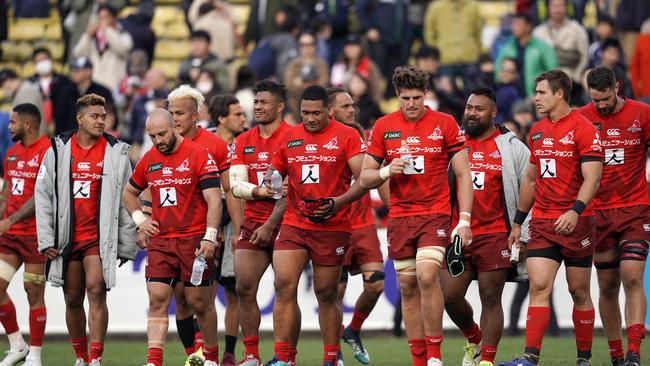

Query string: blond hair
[167,84,205,113]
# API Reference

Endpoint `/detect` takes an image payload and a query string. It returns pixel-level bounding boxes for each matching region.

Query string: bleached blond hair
[167,84,205,113]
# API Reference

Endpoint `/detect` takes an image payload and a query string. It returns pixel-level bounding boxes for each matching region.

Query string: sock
[408,338,427,366]
[323,344,340,364]
[481,344,497,362]
[203,345,219,363]
[572,307,594,359]
[461,322,482,345]
[609,339,625,360]
[243,336,260,359]
[71,337,89,362]
[0,301,20,346]
[175,316,195,355]
[90,342,104,361]
[29,307,46,347]
[524,306,550,359]
[627,323,646,355]
[147,347,163,366]
[425,335,443,360]
[289,348,298,363]
[349,310,369,332]
[225,334,237,354]
[194,331,205,352]
[274,342,290,362]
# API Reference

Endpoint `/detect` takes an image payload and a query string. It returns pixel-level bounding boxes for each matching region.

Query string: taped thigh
[620,240,649,261]
[416,246,445,267]
[23,272,46,285]
[393,258,416,276]
[0,260,17,282]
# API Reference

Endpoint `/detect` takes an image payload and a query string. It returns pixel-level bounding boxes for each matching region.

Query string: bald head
[146,109,178,155]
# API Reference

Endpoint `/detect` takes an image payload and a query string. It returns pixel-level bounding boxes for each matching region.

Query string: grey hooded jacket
[34,131,137,289]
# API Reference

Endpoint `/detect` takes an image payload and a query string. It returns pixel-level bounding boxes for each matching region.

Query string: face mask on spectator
[196,81,213,95]
[35,59,53,76]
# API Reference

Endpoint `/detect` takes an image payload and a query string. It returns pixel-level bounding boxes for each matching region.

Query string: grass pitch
[1,334,648,366]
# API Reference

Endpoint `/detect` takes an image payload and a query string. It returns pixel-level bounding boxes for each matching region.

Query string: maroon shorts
[236,218,279,254]
[460,232,511,273]
[528,216,595,267]
[344,225,383,275]
[145,233,214,282]
[0,234,45,264]
[274,224,351,266]
[595,205,650,254]
[386,214,451,260]
[69,239,100,261]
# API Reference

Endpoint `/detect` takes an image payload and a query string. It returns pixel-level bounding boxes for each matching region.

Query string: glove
[446,234,465,277]
[298,197,335,223]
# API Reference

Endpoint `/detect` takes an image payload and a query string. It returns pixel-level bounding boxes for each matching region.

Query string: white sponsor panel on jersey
[300,164,320,184]
[10,178,24,196]
[159,187,178,207]
[471,171,485,190]
[540,158,557,178]
[73,180,91,198]
[604,148,624,165]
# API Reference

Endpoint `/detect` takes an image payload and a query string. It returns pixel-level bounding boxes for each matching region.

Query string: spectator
[357,0,408,97]
[496,13,558,97]
[244,0,298,44]
[414,46,465,120]
[588,15,618,67]
[495,57,525,123]
[233,65,256,126]
[62,0,127,63]
[598,38,635,98]
[0,111,10,167]
[178,30,230,91]
[630,19,650,101]
[72,4,134,90]
[424,0,483,93]
[28,47,79,135]
[533,0,589,91]
[130,69,167,146]
[0,69,43,127]
[188,0,238,62]
[511,99,535,137]
[307,16,332,67]
[465,54,497,93]
[312,0,350,66]
[119,1,156,64]
[284,32,330,116]
[348,73,383,130]
[195,68,222,99]
[615,0,650,64]
[69,57,116,122]
[404,0,429,63]
[115,49,150,140]
[330,33,383,104]
[12,0,48,18]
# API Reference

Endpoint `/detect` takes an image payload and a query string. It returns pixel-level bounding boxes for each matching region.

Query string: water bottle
[400,140,414,175]
[190,254,206,286]
[271,171,283,199]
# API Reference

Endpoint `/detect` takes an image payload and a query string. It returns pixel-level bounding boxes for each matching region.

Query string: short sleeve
[344,129,366,160]
[576,121,604,162]
[197,149,221,190]
[527,133,536,164]
[366,120,386,161]
[642,104,650,148]
[212,139,230,172]
[129,155,149,191]
[231,136,245,165]
[443,116,465,154]
[271,139,288,176]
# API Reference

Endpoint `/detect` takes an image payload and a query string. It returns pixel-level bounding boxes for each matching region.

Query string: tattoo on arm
[265,198,286,228]
[0,180,8,218]
[8,197,35,224]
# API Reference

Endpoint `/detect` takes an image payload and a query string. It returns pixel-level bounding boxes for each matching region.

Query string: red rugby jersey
[231,121,291,223]
[366,107,465,218]
[191,127,230,173]
[2,136,50,235]
[130,138,221,238]
[271,120,365,232]
[466,128,508,234]
[578,99,650,209]
[528,110,603,219]
[70,135,107,242]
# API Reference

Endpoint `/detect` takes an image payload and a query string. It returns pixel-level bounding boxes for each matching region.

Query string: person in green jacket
[495,13,558,97]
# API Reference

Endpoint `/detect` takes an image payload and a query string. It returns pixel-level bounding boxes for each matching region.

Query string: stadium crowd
[0,0,649,366]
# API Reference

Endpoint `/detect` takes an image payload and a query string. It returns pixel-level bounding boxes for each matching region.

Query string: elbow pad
[230,165,257,200]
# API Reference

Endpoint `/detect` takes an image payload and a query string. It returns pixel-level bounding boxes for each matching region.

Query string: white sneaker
[89,359,101,366]
[462,342,480,366]
[237,354,261,366]
[73,357,87,366]
[427,357,444,366]
[0,346,29,366]
[22,354,42,366]
[204,361,219,366]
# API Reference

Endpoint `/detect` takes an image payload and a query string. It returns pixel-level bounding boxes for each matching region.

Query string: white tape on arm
[230,165,257,200]
[451,218,471,238]
[203,227,218,244]
[379,165,391,181]
[131,210,147,226]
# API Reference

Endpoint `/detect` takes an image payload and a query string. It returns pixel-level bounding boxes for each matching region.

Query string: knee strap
[362,270,386,283]
[620,240,649,261]
[23,272,46,285]
[147,317,169,348]
[0,260,17,282]
[416,246,445,267]
[393,258,416,276]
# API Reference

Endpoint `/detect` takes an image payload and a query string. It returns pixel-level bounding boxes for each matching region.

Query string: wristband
[379,165,390,181]
[571,200,586,215]
[203,227,218,244]
[513,209,528,225]
[459,211,471,219]
[131,210,147,226]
